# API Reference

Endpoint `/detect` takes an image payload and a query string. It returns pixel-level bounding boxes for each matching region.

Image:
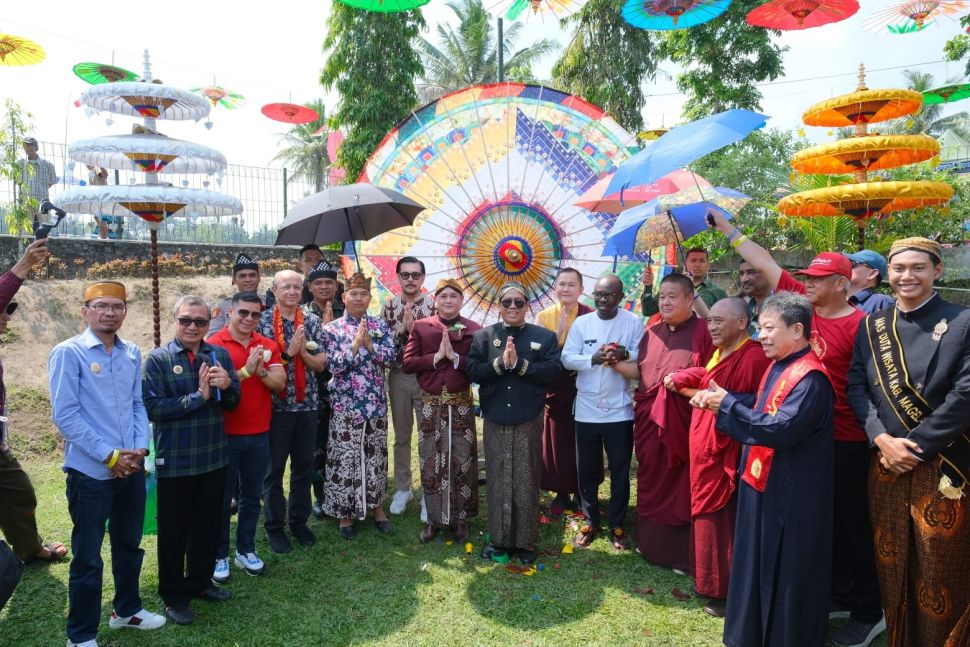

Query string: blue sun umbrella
[605,108,768,198]
[602,187,751,256]
[622,0,733,30]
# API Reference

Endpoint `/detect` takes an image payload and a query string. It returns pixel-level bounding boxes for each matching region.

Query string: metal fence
[0,139,335,245]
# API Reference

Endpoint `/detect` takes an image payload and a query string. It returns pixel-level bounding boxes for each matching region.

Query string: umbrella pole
[344,208,361,272]
[150,224,161,348]
[612,255,618,273]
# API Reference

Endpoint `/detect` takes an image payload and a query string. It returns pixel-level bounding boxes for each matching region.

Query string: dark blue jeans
[219,432,269,558]
[65,468,146,643]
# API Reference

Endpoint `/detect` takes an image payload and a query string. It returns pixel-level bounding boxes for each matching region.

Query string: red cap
[794,252,851,278]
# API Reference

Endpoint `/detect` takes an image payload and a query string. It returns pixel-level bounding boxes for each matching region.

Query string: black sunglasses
[500,298,526,309]
[235,308,262,320]
[592,291,619,299]
[398,271,423,280]
[176,317,210,328]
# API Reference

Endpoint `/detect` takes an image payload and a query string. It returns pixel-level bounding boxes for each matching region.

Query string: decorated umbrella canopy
[622,0,733,30]
[484,0,588,22]
[575,169,713,214]
[864,0,967,32]
[790,134,940,174]
[69,133,227,174]
[192,85,246,110]
[0,34,45,66]
[81,81,210,121]
[923,83,970,105]
[73,62,138,85]
[261,102,319,125]
[888,20,930,33]
[638,127,670,141]
[356,83,644,323]
[746,0,859,30]
[802,88,923,126]
[335,0,430,11]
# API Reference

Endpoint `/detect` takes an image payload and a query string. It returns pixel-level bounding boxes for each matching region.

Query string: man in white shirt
[562,274,644,550]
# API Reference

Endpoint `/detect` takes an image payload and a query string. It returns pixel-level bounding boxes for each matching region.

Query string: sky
[1,0,967,171]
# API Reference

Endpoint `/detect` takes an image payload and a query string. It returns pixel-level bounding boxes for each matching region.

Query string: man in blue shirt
[846,250,895,315]
[49,281,166,647]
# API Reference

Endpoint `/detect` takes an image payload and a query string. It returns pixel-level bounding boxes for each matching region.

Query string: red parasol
[261,102,319,124]
[747,0,859,30]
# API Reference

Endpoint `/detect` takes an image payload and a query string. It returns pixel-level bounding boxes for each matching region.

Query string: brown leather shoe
[419,523,437,543]
[452,522,469,543]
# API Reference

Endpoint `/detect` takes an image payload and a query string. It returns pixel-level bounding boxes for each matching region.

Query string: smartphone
[33,223,55,240]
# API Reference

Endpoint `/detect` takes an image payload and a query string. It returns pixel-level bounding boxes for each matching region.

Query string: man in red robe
[620,273,713,572]
[670,297,770,617]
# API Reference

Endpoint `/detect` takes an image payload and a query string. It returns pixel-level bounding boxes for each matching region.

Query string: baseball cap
[846,250,888,281]
[22,137,37,145]
[794,252,851,279]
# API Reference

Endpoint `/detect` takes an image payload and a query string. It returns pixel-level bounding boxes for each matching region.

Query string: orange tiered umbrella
[790,134,940,174]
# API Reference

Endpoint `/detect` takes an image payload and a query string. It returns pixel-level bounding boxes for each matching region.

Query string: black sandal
[339,524,358,540]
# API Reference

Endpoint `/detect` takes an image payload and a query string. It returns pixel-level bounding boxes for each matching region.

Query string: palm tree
[415,0,558,103]
[272,99,333,192]
[885,70,970,139]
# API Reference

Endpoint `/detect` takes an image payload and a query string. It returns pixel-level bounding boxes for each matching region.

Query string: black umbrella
[275,183,425,270]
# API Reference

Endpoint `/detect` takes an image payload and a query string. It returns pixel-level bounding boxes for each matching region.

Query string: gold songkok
[888,237,943,263]
[83,281,127,302]
[497,280,527,301]
[343,271,372,291]
[434,278,463,296]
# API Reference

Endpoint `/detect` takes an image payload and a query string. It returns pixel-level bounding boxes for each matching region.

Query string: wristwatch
[280,351,291,362]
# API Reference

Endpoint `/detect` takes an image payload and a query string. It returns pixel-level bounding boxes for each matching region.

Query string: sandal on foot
[609,527,630,550]
[574,525,597,548]
[33,541,67,563]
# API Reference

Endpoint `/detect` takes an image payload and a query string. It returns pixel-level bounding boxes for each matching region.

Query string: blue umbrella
[605,109,769,198]
[602,187,751,256]
[622,0,732,31]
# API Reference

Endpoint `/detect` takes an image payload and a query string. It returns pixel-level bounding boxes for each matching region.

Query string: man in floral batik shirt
[320,272,398,540]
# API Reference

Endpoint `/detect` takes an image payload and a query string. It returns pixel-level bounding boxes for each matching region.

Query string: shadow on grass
[1,560,69,641]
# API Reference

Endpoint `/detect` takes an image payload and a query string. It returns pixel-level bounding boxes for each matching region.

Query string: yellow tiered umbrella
[790,135,940,174]
[802,88,923,127]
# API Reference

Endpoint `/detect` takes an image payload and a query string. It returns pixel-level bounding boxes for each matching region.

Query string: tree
[416,0,557,103]
[943,16,970,78]
[321,5,424,182]
[552,0,659,133]
[658,0,787,120]
[0,99,37,234]
[272,99,332,192]
[883,69,970,139]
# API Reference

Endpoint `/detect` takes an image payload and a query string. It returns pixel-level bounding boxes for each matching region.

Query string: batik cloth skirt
[322,414,388,520]
[483,415,542,550]
[419,390,478,526]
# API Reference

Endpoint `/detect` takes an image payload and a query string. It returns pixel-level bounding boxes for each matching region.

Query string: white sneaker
[420,497,428,523]
[67,640,98,647]
[234,551,266,576]
[212,558,231,584]
[107,608,166,630]
[389,490,412,515]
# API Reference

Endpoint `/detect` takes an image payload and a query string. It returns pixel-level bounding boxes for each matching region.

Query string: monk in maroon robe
[620,273,713,572]
[671,298,770,616]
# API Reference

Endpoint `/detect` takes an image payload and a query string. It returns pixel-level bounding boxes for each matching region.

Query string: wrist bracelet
[726,227,742,242]
[106,449,120,469]
[238,366,251,380]
[731,235,748,249]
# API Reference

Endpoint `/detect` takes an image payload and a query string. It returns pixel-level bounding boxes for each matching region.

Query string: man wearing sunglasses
[846,250,894,315]
[467,281,562,564]
[143,296,241,626]
[208,292,285,584]
[381,256,435,517]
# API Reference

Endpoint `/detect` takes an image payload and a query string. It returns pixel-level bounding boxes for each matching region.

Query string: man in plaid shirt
[143,295,241,626]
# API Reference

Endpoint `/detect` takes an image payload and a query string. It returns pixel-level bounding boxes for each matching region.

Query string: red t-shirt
[208,328,283,436]
[777,271,866,442]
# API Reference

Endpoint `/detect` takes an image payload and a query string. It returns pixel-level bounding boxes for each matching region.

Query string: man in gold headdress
[848,237,970,647]
[319,272,398,540]
[402,278,482,543]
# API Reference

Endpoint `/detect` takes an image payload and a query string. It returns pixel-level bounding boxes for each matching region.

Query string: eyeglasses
[500,298,526,309]
[234,308,262,320]
[176,317,210,328]
[398,272,423,281]
[592,291,619,299]
[850,261,872,270]
[87,303,127,314]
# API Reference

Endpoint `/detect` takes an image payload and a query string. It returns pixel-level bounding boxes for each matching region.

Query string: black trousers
[311,404,332,503]
[263,410,315,532]
[832,440,883,622]
[157,467,226,607]
[575,420,633,530]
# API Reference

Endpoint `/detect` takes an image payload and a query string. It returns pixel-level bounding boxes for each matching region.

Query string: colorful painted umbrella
[0,34,45,66]
[261,102,319,125]
[335,0,430,12]
[790,134,940,174]
[73,62,138,85]
[575,169,713,214]
[746,0,859,30]
[191,85,246,110]
[923,83,970,105]
[864,0,967,33]
[887,19,930,33]
[622,0,733,30]
[484,0,589,23]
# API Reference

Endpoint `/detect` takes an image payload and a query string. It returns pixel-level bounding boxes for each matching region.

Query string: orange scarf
[273,306,306,402]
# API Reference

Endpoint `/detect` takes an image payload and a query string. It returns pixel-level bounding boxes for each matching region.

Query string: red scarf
[273,306,306,402]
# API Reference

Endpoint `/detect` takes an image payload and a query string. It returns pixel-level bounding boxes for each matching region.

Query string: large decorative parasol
[0,34,45,66]
[484,0,589,22]
[746,0,859,30]
[57,51,241,346]
[779,64,954,250]
[357,83,644,323]
[622,0,733,30]
[575,169,713,214]
[261,102,320,125]
[864,0,967,33]
[923,83,970,105]
[73,62,138,85]
[335,0,431,11]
